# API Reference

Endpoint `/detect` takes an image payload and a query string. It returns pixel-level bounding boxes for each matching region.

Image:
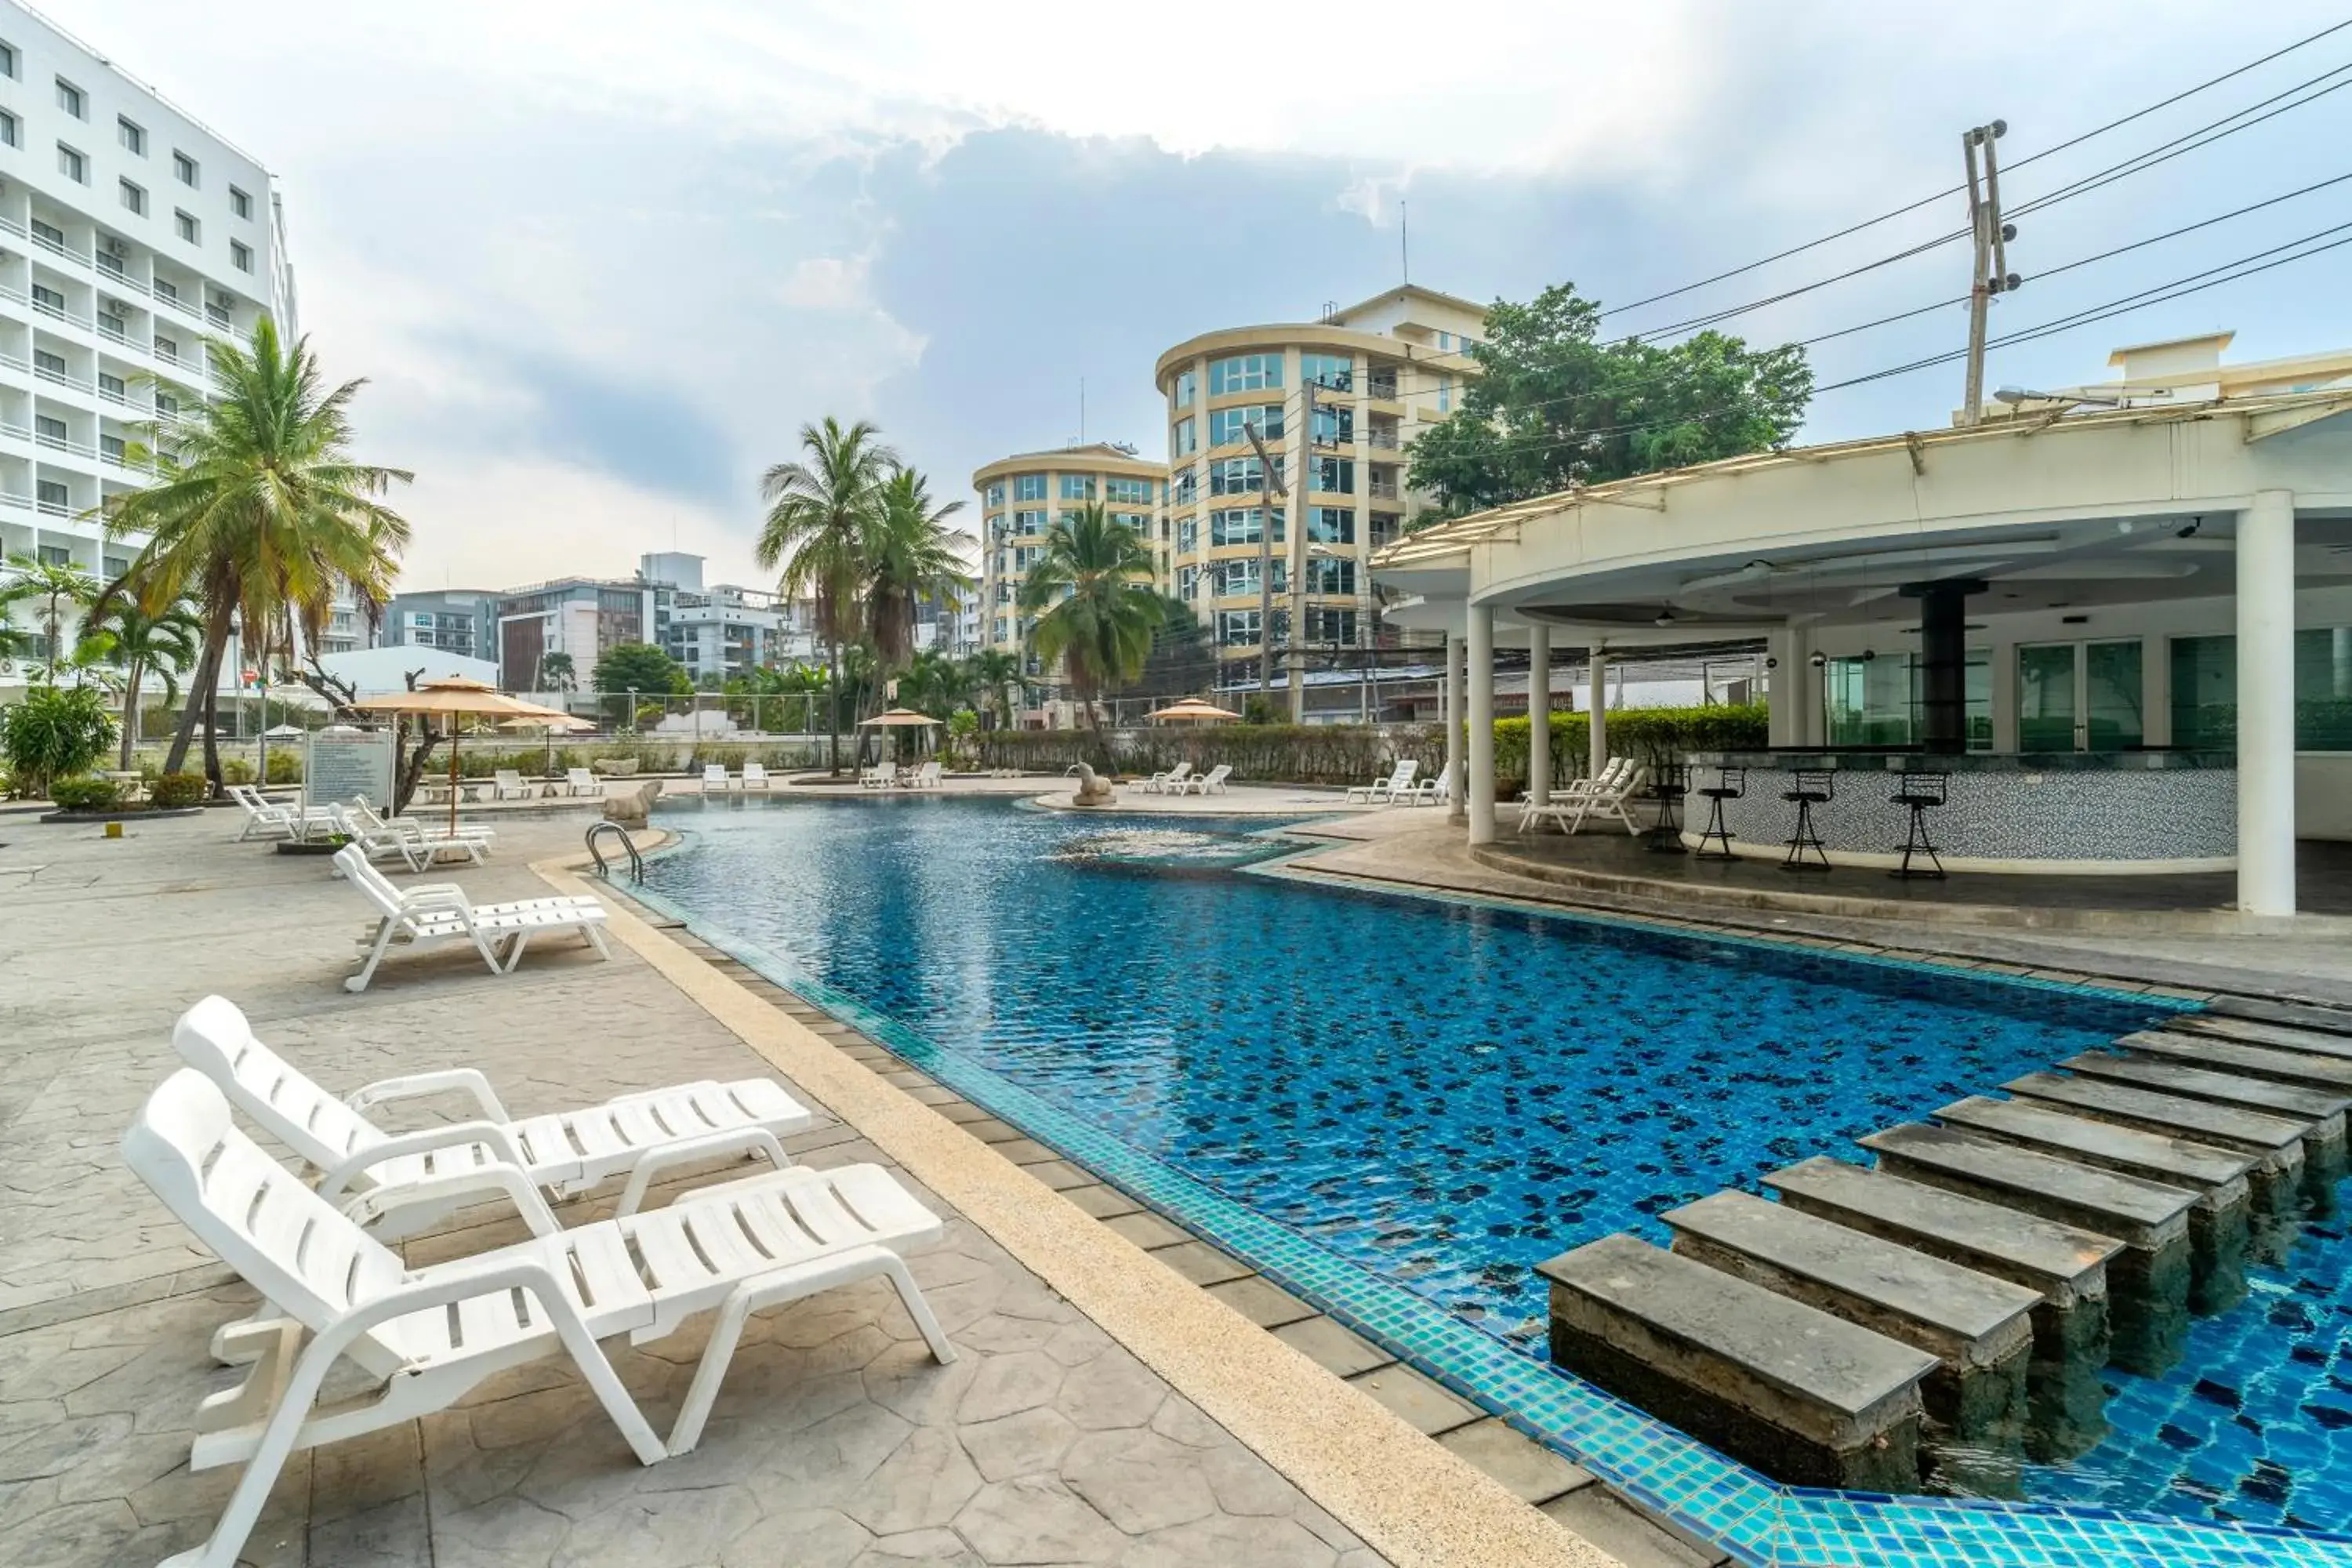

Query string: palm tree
[2,553,100,680]
[898,648,974,719]
[968,648,1027,731]
[866,467,975,672]
[100,318,412,789]
[1018,502,1160,733]
[79,597,203,768]
[755,417,896,773]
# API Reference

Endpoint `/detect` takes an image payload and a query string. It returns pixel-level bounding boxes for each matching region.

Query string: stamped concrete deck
[0,809,1437,1568]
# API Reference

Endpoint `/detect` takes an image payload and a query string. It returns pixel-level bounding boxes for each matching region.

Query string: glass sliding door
[2017,644,2078,752]
[2083,640,2144,751]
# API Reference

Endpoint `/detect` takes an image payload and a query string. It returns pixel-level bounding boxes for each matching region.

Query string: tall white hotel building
[0,1,311,692]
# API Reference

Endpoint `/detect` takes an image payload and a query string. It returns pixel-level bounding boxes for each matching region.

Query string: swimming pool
[641,796,2352,1563]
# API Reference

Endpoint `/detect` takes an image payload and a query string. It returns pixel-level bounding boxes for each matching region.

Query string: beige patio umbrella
[1146,698,1242,724]
[858,706,942,764]
[351,677,578,832]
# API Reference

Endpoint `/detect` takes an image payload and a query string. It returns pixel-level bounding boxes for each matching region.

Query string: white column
[1468,606,1496,844]
[2237,489,2298,916]
[1588,645,1610,780]
[1527,623,1552,808]
[1444,632,1466,825]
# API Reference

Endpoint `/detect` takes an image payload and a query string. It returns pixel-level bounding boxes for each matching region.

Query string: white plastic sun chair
[1178,763,1232,796]
[172,993,813,1233]
[740,761,771,791]
[702,764,732,794]
[566,767,604,798]
[907,760,941,789]
[1535,760,1650,836]
[1520,757,1632,833]
[228,783,337,843]
[332,844,610,993]
[1145,761,1192,795]
[349,794,495,850]
[859,761,898,789]
[1407,769,1452,806]
[1347,760,1417,804]
[327,802,488,872]
[125,1068,953,1568]
[490,768,537,801]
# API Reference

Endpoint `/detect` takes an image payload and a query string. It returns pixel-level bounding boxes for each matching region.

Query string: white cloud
[390,457,756,591]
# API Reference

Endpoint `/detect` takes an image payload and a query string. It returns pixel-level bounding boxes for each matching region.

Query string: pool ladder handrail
[584,820,644,884]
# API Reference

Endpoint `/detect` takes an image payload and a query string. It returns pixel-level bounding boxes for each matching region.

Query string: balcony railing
[1366,427,1399,450]
[0,420,29,442]
[98,385,128,406]
[1365,376,1399,401]
[37,497,73,517]
[205,303,230,327]
[31,297,69,322]
[37,430,96,456]
[0,216,24,239]
[34,365,85,390]
[0,351,26,373]
[0,283,26,306]
[154,344,180,365]
[97,318,127,343]
[29,228,74,261]
[1367,480,1401,501]
[0,490,30,510]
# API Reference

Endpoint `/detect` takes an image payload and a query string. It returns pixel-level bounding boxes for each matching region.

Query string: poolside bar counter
[1681,750,2236,875]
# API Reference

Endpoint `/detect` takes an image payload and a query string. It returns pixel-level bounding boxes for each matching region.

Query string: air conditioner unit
[103,238,126,256]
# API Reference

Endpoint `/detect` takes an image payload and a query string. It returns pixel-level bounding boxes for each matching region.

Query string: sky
[47,0,2352,593]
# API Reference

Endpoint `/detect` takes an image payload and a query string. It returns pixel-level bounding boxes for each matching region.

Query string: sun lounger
[172,993,813,1233]
[328,801,489,872]
[1347,760,1417,804]
[741,762,771,791]
[905,760,941,789]
[125,1068,952,1568]
[566,767,604,798]
[1529,760,1650,835]
[1407,769,1452,806]
[701,764,733,794]
[859,762,898,789]
[1145,762,1192,795]
[332,844,610,993]
[227,783,337,843]
[1520,757,1632,833]
[1177,763,1231,796]
[490,769,538,801]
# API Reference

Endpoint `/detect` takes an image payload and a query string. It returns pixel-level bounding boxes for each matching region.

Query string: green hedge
[974,705,1769,790]
[151,772,207,808]
[49,775,122,811]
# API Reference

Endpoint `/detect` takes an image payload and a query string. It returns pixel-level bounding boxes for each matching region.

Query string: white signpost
[304,730,397,814]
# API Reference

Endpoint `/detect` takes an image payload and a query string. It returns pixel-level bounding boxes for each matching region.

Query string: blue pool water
[644,796,2352,1543]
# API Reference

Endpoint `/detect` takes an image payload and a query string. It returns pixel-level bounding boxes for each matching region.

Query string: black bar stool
[1781,769,1834,873]
[1693,767,1744,860]
[1890,771,1950,880]
[1646,760,1690,853]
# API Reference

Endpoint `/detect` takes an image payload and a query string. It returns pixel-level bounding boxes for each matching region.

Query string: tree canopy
[1018,503,1160,728]
[1406,282,1813,515]
[590,641,690,696]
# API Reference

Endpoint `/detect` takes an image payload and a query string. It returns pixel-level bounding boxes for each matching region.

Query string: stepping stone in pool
[2121,1031,2352,1093]
[1537,1232,1938,1495]
[1929,1096,2253,1316]
[1857,1124,2194,1377]
[2163,1014,2352,1062]
[1760,1156,2116,1462]
[2060,1051,2350,1200]
[2201,996,2352,1038]
[2003,1071,2307,1215]
[1663,1190,2034,1489]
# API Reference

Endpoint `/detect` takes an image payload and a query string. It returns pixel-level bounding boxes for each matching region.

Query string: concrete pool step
[1538,1233,1937,1494]
[1661,1190,2034,1454]
[2001,1071,2307,1218]
[2120,1031,2352,1092]
[2162,1014,2352,1061]
[2061,1051,2352,1127]
[2203,995,2352,1036]
[1857,1123,2194,1375]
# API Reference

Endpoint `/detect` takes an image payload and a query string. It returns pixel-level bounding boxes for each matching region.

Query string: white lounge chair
[172,993,813,1232]
[1407,769,1453,806]
[700,764,731,794]
[125,1068,953,1568]
[1347,760,1417,804]
[566,767,604,798]
[1521,757,1632,833]
[490,769,537,801]
[1535,760,1650,836]
[1145,762,1192,795]
[741,762,771,791]
[332,844,610,993]
[859,761,898,789]
[328,801,490,872]
[227,783,336,843]
[906,760,941,789]
[1178,763,1232,796]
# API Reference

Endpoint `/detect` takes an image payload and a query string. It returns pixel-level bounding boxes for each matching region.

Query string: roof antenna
[1399,198,1410,286]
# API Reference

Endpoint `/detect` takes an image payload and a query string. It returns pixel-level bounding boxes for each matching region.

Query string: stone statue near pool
[1071,763,1117,808]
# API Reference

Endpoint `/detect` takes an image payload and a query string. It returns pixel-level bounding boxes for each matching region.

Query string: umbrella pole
[448,723,461,836]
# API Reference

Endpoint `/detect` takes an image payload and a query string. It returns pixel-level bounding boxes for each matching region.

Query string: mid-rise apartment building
[488,553,805,690]
[0,2,300,694]
[971,442,1165,664]
[1154,285,1483,708]
[380,589,499,661]
[640,551,800,683]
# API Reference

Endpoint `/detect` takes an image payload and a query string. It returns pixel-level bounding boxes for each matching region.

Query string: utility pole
[1243,395,1301,710]
[1959,119,2019,426]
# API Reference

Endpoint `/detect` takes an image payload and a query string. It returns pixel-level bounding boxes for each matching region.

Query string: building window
[0,39,15,78]
[154,335,178,363]
[1209,456,1279,496]
[1217,610,1261,646]
[1209,405,1282,446]
[1104,475,1152,504]
[1011,509,1046,536]
[1210,507,1284,547]
[1171,417,1196,458]
[175,210,198,243]
[1300,352,1352,392]
[120,178,146,215]
[983,481,1004,507]
[1208,353,1283,395]
[1305,557,1356,595]
[31,282,64,313]
[1177,517,1199,553]
[1308,506,1356,545]
[98,371,125,398]
[57,143,87,183]
[55,78,85,118]
[1012,473,1047,502]
[230,240,252,272]
[1305,608,1358,644]
[173,151,199,187]
[1210,560,1261,597]
[1437,373,1453,413]
[1058,474,1094,501]
[0,110,17,149]
[1178,564,1200,600]
[1172,368,1196,408]
[230,185,252,219]
[2172,632,2352,753]
[1112,511,1150,532]
[1311,405,1354,445]
[119,116,146,154]
[1312,457,1356,494]
[1170,466,1197,506]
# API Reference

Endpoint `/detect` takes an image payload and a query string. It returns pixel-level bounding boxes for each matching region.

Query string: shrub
[49,775,122,811]
[2,684,117,795]
[150,771,207,808]
[220,757,258,785]
[264,750,303,785]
